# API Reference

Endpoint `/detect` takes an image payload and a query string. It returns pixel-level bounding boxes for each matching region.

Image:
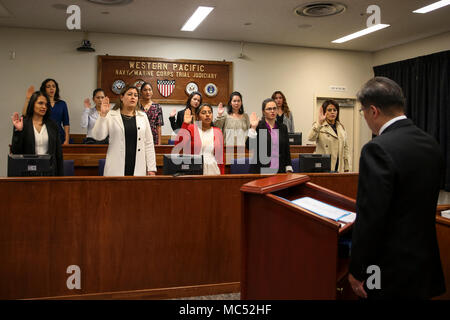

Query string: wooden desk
[63,144,316,176]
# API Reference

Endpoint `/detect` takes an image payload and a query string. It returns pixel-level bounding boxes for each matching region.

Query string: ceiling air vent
[294,2,346,17]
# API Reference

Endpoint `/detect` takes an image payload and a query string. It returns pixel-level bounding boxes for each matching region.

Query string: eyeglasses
[265,107,277,112]
[359,108,365,115]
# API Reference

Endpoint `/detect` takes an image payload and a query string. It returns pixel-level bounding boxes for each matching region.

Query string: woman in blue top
[40,79,70,145]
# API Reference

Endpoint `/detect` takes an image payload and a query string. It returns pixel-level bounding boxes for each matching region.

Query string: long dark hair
[195,103,215,127]
[321,99,340,123]
[40,78,60,101]
[113,85,140,111]
[227,91,244,115]
[26,91,51,121]
[271,90,290,117]
[186,91,202,110]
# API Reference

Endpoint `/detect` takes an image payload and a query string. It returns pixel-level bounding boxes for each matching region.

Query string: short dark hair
[261,98,275,112]
[26,91,51,121]
[40,78,60,101]
[321,99,340,123]
[186,91,202,109]
[227,91,244,115]
[92,88,105,98]
[357,76,406,115]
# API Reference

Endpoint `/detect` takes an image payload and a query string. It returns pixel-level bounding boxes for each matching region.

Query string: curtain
[373,50,450,191]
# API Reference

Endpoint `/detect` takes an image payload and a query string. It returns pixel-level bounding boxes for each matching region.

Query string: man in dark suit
[348,77,445,299]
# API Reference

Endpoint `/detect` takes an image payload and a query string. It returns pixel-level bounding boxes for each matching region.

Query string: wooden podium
[241,174,357,300]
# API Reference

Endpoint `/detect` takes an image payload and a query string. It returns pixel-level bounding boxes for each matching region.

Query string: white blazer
[91,109,157,176]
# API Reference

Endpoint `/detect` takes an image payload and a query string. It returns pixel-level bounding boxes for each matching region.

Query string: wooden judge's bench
[62,144,316,175]
[0,172,449,299]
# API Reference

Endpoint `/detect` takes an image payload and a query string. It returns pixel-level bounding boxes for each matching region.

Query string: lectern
[241,174,357,300]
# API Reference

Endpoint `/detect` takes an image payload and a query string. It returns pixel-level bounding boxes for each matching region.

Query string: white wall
[1,27,376,176]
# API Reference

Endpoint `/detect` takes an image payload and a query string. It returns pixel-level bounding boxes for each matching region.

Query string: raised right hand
[170,109,177,117]
[100,96,110,117]
[84,98,91,109]
[249,112,259,129]
[184,108,193,124]
[217,102,224,116]
[11,112,23,131]
[26,86,35,100]
[318,106,326,124]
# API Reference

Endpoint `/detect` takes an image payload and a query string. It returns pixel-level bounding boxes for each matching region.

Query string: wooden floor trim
[26,282,241,300]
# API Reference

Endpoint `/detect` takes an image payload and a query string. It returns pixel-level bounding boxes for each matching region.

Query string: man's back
[352,118,445,299]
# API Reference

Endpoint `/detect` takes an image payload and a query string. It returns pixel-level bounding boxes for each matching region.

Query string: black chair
[292,158,299,173]
[230,158,251,174]
[98,159,106,176]
[63,159,74,176]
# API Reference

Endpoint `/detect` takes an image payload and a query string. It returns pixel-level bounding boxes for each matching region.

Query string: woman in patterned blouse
[140,82,164,145]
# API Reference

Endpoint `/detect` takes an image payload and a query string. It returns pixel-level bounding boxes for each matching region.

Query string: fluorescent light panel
[332,24,390,43]
[413,0,450,13]
[181,6,214,31]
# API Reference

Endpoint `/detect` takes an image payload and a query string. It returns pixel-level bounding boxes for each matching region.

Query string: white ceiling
[0,0,449,52]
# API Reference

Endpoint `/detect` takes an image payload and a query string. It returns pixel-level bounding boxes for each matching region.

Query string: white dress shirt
[379,115,407,135]
[33,124,49,155]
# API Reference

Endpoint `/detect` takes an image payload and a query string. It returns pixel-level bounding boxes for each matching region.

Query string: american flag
[157,79,175,97]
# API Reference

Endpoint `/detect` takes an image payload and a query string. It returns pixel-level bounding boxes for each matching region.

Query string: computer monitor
[288,132,302,145]
[7,154,54,177]
[163,154,203,176]
[298,154,331,173]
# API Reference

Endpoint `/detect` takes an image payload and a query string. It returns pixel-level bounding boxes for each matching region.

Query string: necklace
[121,113,135,120]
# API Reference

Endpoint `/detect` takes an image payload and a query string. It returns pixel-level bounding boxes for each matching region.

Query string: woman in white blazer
[92,85,156,176]
[307,99,350,172]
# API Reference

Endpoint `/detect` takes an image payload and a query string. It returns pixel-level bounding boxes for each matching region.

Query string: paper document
[441,209,450,219]
[291,197,356,223]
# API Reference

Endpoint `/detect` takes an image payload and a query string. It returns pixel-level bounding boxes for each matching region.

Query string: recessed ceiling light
[413,0,450,14]
[332,24,390,43]
[181,6,214,32]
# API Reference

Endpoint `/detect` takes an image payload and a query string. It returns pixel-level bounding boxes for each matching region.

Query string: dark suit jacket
[349,118,445,299]
[247,119,292,174]
[169,108,189,131]
[11,117,64,176]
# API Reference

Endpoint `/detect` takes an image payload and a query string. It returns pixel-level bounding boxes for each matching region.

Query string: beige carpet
[171,293,240,300]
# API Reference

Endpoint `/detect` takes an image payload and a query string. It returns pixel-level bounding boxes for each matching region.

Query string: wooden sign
[97,55,233,105]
